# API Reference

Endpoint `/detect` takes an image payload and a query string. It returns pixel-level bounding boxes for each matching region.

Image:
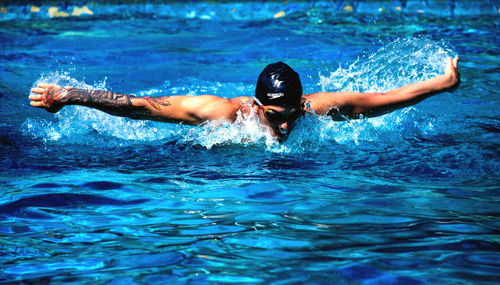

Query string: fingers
[447,57,459,68]
[445,57,459,74]
[29,94,43,101]
[447,57,453,66]
[30,87,45,94]
[37,83,52,88]
[29,93,47,108]
[31,83,52,96]
[29,85,47,107]
[30,101,45,108]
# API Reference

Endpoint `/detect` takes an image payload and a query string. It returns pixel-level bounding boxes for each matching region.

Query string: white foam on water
[182,108,279,150]
[319,37,456,93]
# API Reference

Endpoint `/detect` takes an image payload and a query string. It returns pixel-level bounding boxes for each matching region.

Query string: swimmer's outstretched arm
[305,57,460,119]
[29,85,241,125]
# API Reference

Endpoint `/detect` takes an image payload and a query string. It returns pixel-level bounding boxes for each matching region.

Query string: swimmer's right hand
[29,83,69,113]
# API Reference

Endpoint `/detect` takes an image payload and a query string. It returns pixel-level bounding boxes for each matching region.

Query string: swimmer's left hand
[444,57,460,92]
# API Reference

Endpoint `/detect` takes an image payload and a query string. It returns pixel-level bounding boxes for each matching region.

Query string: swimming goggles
[253,97,302,123]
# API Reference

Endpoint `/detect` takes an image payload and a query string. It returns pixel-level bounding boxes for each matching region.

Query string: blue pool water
[1,1,499,284]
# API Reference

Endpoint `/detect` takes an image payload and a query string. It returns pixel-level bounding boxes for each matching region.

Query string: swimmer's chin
[269,130,289,143]
[268,126,294,143]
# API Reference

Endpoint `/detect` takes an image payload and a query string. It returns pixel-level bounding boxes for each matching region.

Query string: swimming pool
[1,1,499,283]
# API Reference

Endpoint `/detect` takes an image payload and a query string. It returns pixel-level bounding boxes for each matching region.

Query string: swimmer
[29,57,459,141]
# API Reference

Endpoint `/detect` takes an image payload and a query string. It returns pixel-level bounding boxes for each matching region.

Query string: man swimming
[29,58,459,141]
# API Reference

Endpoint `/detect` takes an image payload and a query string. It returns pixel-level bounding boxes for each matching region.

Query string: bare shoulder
[213,96,252,121]
[229,96,253,118]
[180,95,250,123]
[230,96,252,107]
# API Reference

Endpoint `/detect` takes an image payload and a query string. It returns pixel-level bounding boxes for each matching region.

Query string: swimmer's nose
[279,122,288,132]
[278,122,290,135]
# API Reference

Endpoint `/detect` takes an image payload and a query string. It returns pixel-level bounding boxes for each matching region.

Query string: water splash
[182,107,279,150]
[23,37,453,151]
[136,78,251,100]
[319,36,457,92]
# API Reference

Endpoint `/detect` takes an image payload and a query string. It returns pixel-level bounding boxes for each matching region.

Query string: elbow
[349,92,386,118]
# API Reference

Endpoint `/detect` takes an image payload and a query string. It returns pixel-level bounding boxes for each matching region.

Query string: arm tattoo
[144,96,171,111]
[64,88,133,106]
[62,88,153,119]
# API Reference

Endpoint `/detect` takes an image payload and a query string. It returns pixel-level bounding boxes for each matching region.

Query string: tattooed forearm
[62,88,150,119]
[64,88,132,106]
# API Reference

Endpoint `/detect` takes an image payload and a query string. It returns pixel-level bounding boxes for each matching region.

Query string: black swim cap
[255,62,302,107]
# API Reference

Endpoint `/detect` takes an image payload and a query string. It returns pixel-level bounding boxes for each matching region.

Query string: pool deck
[0,0,498,20]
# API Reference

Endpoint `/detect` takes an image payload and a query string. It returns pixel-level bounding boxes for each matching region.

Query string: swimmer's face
[255,103,303,141]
